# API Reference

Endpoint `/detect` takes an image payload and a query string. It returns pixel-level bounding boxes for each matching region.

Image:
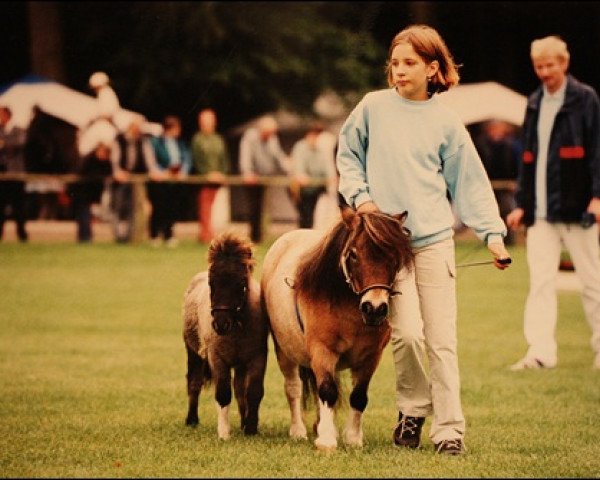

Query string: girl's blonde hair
[385,24,460,94]
[530,35,570,63]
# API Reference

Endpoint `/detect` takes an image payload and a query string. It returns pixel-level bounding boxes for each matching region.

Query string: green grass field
[1,237,599,478]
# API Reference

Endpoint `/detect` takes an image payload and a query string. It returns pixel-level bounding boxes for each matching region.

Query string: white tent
[435,81,527,126]
[0,77,162,156]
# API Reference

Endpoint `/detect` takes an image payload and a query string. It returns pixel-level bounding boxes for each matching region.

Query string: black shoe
[393,412,425,448]
[434,438,465,455]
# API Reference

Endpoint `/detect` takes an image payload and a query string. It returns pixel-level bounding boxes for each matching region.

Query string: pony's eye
[348,249,358,262]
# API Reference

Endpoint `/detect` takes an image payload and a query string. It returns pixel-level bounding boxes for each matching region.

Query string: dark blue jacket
[516,75,600,226]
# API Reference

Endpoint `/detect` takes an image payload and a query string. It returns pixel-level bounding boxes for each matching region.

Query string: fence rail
[0,173,517,243]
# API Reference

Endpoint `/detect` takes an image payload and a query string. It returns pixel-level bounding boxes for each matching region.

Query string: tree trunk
[28,1,65,82]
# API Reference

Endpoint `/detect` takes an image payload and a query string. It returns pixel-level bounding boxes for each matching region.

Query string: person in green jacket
[191,108,230,243]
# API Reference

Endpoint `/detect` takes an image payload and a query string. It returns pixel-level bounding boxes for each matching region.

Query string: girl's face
[390,42,438,101]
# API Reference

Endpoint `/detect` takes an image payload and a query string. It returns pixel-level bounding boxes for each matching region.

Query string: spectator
[147,115,191,247]
[506,35,600,371]
[473,119,522,244]
[191,108,230,243]
[88,71,120,127]
[109,117,153,243]
[0,105,28,242]
[239,114,290,243]
[67,142,112,243]
[289,121,337,228]
[336,24,510,455]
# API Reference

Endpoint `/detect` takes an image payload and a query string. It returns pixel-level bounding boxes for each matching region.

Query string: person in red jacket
[507,35,600,371]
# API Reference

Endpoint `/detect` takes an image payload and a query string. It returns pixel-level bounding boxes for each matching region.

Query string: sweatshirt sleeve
[336,98,372,209]
[443,126,507,244]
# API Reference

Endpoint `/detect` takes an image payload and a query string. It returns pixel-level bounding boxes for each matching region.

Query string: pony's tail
[299,366,317,410]
[299,366,344,412]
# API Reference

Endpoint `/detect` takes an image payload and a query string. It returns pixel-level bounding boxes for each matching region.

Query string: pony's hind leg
[274,344,308,439]
[185,345,204,426]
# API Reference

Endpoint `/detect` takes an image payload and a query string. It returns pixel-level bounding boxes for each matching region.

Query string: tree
[60,1,385,134]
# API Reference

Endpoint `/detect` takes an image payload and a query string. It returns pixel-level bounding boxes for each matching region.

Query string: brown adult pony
[261,204,413,451]
[182,232,268,439]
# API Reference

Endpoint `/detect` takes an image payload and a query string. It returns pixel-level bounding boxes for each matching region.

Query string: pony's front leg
[214,368,233,440]
[342,359,380,448]
[311,347,340,452]
[342,382,368,448]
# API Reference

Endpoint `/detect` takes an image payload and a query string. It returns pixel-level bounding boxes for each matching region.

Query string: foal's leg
[213,361,233,440]
[185,345,204,426]
[274,341,308,439]
[233,365,247,431]
[242,353,267,435]
[310,345,340,451]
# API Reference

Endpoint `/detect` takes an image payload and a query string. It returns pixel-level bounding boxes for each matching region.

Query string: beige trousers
[523,220,600,366]
[389,237,465,443]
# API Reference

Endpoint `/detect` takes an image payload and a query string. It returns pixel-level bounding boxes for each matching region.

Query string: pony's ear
[340,203,355,226]
[394,210,409,224]
[338,192,356,226]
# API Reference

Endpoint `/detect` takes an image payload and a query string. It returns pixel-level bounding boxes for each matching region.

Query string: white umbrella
[435,81,527,126]
[0,78,163,156]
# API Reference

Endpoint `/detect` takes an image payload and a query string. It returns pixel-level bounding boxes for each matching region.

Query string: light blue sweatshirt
[337,88,507,248]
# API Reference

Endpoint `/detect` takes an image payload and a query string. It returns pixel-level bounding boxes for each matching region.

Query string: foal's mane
[208,232,255,273]
[295,212,413,302]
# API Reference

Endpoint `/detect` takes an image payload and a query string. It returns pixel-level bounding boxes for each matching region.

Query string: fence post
[131,178,148,243]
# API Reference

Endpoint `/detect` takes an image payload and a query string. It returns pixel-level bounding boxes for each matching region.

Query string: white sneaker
[509,356,552,371]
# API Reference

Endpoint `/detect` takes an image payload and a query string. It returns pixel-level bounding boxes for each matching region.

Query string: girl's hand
[356,201,380,214]
[487,242,512,270]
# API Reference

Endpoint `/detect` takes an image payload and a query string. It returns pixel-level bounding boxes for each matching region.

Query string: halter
[210,284,247,331]
[340,246,401,298]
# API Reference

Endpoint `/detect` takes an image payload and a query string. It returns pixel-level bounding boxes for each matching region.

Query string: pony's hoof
[289,424,308,440]
[314,437,337,453]
[342,430,363,448]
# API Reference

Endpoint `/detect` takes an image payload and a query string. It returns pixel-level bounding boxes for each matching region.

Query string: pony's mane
[208,232,255,272]
[295,212,413,301]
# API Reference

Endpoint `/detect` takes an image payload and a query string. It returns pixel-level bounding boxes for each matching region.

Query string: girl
[336,24,511,455]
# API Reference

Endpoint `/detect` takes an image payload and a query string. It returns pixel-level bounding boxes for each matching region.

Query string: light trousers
[389,237,465,444]
[523,220,600,366]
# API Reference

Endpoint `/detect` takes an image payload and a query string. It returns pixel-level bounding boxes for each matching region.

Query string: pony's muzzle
[360,297,389,326]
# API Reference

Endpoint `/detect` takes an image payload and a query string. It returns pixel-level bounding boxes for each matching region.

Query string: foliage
[61,1,384,132]
[1,239,599,477]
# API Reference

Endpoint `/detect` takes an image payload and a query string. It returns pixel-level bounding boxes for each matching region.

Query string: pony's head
[207,233,255,335]
[340,207,413,326]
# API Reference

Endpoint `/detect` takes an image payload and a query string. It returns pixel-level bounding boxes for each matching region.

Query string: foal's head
[208,233,255,335]
[340,207,413,326]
